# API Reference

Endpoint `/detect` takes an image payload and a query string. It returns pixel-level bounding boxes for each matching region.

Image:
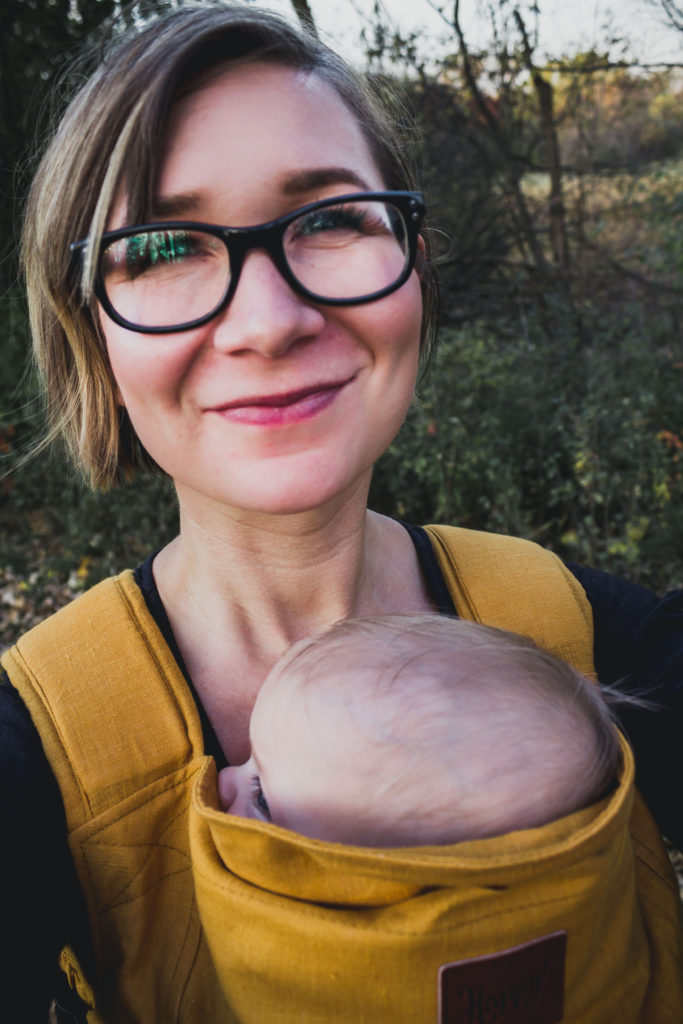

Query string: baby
[218,615,621,846]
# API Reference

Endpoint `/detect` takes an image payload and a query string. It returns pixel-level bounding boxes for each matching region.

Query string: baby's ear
[217,766,236,812]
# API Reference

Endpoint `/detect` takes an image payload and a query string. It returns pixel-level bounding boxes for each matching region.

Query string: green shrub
[371,300,683,592]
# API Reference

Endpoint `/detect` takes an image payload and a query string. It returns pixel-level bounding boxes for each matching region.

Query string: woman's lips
[209,380,352,426]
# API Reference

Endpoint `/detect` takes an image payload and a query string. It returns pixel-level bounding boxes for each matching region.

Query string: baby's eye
[250,777,271,820]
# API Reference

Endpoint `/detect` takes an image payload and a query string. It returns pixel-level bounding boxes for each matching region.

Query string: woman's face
[102,62,423,517]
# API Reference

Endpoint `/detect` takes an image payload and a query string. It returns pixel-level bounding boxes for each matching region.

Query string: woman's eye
[294,205,369,238]
[250,777,271,820]
[104,230,215,280]
[130,231,193,268]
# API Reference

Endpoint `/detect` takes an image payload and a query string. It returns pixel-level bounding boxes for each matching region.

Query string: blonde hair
[268,615,623,840]
[23,1,437,489]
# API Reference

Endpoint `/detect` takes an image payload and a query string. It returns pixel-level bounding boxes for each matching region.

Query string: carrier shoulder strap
[424,524,595,676]
[1,569,204,833]
[429,524,683,1011]
[3,531,681,1023]
[2,528,594,831]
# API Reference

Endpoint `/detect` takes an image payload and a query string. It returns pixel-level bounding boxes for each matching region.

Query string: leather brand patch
[438,931,567,1024]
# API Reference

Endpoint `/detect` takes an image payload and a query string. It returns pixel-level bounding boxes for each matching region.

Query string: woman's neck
[151,485,434,763]
[159,481,377,637]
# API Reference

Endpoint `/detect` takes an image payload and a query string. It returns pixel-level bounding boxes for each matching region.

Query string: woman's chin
[175,461,373,523]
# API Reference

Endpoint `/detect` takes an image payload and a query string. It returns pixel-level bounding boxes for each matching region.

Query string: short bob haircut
[22,1,438,490]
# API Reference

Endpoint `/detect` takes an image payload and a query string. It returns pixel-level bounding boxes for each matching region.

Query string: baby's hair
[266,615,625,841]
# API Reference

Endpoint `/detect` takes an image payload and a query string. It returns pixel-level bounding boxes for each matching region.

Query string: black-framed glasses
[70,191,426,334]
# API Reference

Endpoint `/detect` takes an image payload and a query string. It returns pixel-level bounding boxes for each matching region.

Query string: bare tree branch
[450,0,551,275]
[659,0,683,32]
[514,8,569,270]
[290,0,318,37]
[540,60,683,72]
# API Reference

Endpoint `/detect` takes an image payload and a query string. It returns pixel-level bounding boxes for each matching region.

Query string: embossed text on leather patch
[438,931,567,1024]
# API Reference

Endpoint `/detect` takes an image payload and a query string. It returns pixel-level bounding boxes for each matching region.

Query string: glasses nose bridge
[223,220,286,273]
[221,221,294,303]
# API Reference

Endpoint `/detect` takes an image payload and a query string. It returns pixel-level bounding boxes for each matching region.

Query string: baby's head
[219,616,621,846]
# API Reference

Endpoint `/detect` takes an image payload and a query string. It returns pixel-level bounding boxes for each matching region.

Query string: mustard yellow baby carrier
[3,526,682,1023]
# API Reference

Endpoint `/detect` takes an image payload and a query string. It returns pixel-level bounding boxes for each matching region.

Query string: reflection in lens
[99,200,412,329]
[285,201,408,300]
[101,229,229,328]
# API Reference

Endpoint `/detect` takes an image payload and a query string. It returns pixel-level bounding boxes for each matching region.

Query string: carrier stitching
[114,575,195,750]
[10,645,94,818]
[99,866,192,915]
[79,775,194,911]
[82,836,190,913]
[192,867,625,938]
[428,531,476,617]
[173,888,202,1017]
[631,844,680,890]
[206,819,631,885]
[78,771,194,843]
[557,564,594,631]
[211,807,630,881]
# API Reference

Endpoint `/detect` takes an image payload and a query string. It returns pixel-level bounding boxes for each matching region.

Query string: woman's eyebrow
[281,167,372,195]
[151,168,372,221]
[152,191,203,218]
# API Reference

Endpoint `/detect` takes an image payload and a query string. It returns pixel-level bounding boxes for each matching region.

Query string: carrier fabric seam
[7,644,94,820]
[78,763,203,843]
[427,529,477,619]
[557,561,594,633]
[173,888,202,1016]
[191,865,615,938]
[79,770,199,915]
[115,575,194,749]
[631,838,681,890]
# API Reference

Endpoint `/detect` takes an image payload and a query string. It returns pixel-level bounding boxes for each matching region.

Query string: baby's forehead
[259,645,381,731]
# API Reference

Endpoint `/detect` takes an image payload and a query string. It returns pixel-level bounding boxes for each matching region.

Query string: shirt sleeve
[567,564,683,851]
[0,670,90,1019]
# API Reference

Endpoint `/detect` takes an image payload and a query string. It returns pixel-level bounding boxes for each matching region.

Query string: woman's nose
[209,249,326,358]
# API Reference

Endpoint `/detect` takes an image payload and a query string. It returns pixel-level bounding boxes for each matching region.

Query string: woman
[1,3,681,1021]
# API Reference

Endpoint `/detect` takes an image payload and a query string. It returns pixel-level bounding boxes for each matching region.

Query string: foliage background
[1,0,682,649]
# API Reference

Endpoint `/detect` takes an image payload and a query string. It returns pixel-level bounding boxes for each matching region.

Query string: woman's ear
[415,234,427,280]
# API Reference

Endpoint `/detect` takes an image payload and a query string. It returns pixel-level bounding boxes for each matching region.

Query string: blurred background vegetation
[1,0,682,647]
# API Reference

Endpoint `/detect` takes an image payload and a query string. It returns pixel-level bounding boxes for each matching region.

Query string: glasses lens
[98,199,414,330]
[284,199,410,301]
[100,229,229,329]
